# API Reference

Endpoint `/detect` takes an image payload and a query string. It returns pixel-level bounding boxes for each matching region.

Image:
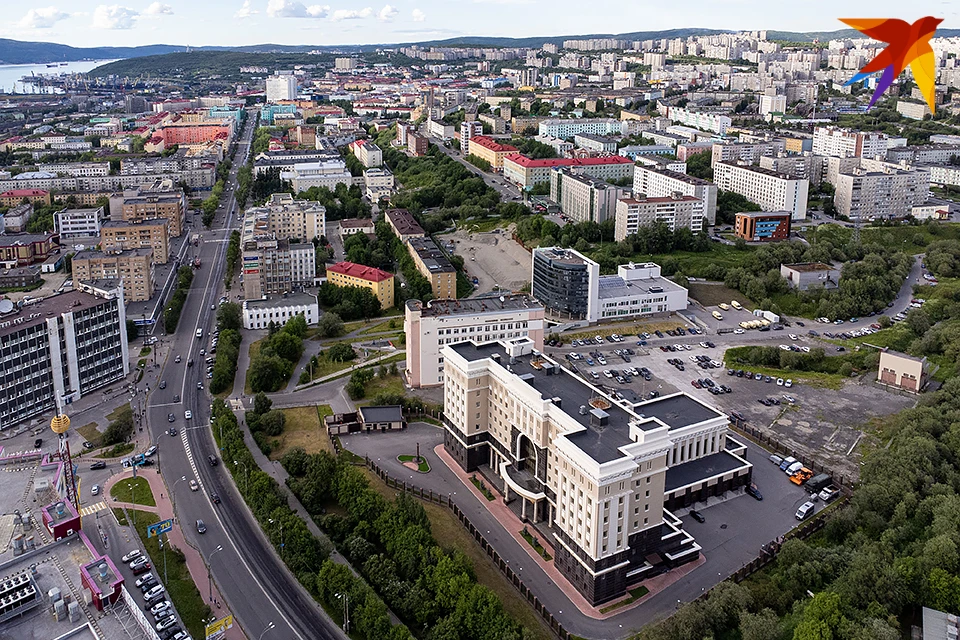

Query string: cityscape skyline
[3,0,957,49]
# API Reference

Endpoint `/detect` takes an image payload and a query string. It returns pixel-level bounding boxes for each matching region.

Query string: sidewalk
[103,469,245,640]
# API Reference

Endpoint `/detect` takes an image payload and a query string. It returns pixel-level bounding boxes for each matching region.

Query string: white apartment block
[634,155,687,174]
[242,293,319,330]
[710,141,786,167]
[441,336,749,604]
[55,206,105,238]
[363,167,394,201]
[928,164,960,188]
[290,243,317,287]
[241,193,326,242]
[279,159,354,193]
[886,145,960,165]
[664,107,731,135]
[758,94,786,116]
[549,169,629,224]
[37,162,110,177]
[426,119,455,139]
[834,159,930,220]
[460,121,483,154]
[574,133,617,153]
[535,135,574,155]
[896,100,931,121]
[404,294,545,388]
[265,74,297,103]
[538,118,623,138]
[713,163,809,221]
[348,140,382,168]
[759,155,825,186]
[633,165,718,225]
[614,194,705,240]
[812,127,888,159]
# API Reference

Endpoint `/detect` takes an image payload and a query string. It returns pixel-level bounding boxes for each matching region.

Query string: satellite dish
[0,300,13,314]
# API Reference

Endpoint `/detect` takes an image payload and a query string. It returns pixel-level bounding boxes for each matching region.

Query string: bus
[712,311,724,321]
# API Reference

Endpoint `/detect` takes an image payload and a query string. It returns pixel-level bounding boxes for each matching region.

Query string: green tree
[126,319,139,341]
[254,392,273,415]
[217,302,243,332]
[328,343,356,362]
[317,312,344,338]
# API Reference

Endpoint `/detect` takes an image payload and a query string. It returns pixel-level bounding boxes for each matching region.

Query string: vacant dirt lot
[448,225,531,295]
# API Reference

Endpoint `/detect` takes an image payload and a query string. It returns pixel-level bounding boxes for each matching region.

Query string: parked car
[90,461,106,470]
[150,600,172,616]
[745,483,763,500]
[689,510,705,523]
[136,573,156,589]
[795,501,816,520]
[121,549,142,563]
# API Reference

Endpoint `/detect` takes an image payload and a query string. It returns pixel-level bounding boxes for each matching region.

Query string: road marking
[81,501,107,517]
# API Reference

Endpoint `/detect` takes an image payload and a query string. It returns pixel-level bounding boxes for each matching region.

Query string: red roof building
[503,154,635,188]
[467,136,519,169]
[326,261,395,309]
[0,189,51,206]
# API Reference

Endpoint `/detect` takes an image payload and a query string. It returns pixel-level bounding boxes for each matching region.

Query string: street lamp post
[128,483,136,526]
[172,475,187,521]
[336,593,349,633]
[258,622,275,640]
[234,460,248,493]
[208,545,224,603]
[268,518,284,560]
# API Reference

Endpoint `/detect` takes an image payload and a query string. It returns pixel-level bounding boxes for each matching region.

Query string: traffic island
[398,454,430,473]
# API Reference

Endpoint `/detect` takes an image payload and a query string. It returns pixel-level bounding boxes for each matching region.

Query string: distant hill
[0,39,186,65]
[767,27,960,41]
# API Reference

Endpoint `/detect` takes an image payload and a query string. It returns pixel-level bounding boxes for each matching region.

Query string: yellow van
[718,303,730,311]
[731,300,743,310]
[712,311,724,321]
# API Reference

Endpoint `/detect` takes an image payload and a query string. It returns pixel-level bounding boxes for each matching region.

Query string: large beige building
[404,294,544,387]
[833,159,929,220]
[407,237,458,300]
[111,181,186,237]
[442,337,751,604]
[614,194,705,240]
[73,248,155,302]
[326,262,395,310]
[242,193,326,242]
[549,169,629,224]
[713,163,809,221]
[466,136,518,170]
[877,349,929,393]
[100,219,171,263]
[633,165,718,225]
[384,209,425,242]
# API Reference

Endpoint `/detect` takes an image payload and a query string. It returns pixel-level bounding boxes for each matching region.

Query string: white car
[733,328,744,335]
[776,378,784,386]
[149,600,172,616]
[91,484,100,496]
[145,445,158,457]
[789,334,799,341]
[189,479,199,491]
[603,370,613,378]
[184,411,192,420]
[785,379,793,388]
[121,549,141,563]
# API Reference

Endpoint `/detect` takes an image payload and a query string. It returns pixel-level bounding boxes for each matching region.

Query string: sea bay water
[0,60,119,94]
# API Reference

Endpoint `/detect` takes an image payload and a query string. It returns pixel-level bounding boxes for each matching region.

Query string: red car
[691,380,702,389]
[132,562,152,576]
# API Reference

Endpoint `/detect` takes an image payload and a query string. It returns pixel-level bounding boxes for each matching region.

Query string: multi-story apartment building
[242,193,326,242]
[502,155,634,189]
[467,136,518,170]
[100,219,171,263]
[2,203,33,233]
[710,141,786,167]
[460,121,483,154]
[549,169,629,224]
[833,160,930,220]
[280,159,354,192]
[0,285,129,430]
[407,132,429,156]
[241,238,316,299]
[404,294,545,388]
[363,167,394,201]
[664,107,731,135]
[633,165,718,225]
[37,162,110,177]
[385,208,425,242]
[441,337,750,604]
[0,189,50,207]
[407,237,458,300]
[758,154,825,186]
[573,133,618,154]
[614,194,705,240]
[478,114,506,134]
[896,100,931,120]
[928,164,960,188]
[266,74,297,103]
[532,248,687,323]
[634,155,687,174]
[886,144,960,165]
[734,211,792,242]
[713,163,809,221]
[72,248,155,302]
[538,118,623,138]
[111,180,186,237]
[811,127,888,159]
[252,150,340,176]
[54,206,105,238]
[325,261,395,310]
[348,140,383,168]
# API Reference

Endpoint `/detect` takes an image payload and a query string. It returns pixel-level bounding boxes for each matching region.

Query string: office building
[812,127,888,159]
[460,121,483,154]
[538,118,623,139]
[348,140,383,168]
[112,181,186,237]
[54,206,104,239]
[242,293,320,330]
[385,209,425,242]
[549,169,629,224]
[408,237,458,300]
[531,248,686,323]
[780,262,841,291]
[467,136,518,170]
[713,163,808,221]
[633,165,718,225]
[0,286,129,430]
[833,160,929,220]
[100,219,171,263]
[442,338,749,604]
[72,249,155,302]
[241,238,316,299]
[404,294,544,388]
[242,193,326,242]
[614,194,705,240]
[734,211,792,242]
[664,107,731,135]
[502,155,633,189]
[266,74,297,103]
[326,261,395,310]
[280,159,353,192]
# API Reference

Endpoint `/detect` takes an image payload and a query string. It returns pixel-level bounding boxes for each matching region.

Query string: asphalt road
[144,110,345,640]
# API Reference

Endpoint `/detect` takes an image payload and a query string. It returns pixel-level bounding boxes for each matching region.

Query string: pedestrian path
[80,501,108,517]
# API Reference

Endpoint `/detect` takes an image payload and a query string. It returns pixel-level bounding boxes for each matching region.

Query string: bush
[327,343,356,362]
[102,406,134,446]
[248,315,307,392]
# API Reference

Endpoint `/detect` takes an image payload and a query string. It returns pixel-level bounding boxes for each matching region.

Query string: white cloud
[92,5,139,29]
[17,7,70,28]
[411,8,425,21]
[331,7,372,20]
[267,0,329,18]
[235,0,258,18]
[377,4,397,21]
[143,2,173,15]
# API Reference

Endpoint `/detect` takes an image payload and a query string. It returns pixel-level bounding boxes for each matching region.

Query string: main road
[145,109,345,640]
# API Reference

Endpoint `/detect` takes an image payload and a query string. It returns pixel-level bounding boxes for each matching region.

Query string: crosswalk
[80,501,108,517]
[182,428,202,490]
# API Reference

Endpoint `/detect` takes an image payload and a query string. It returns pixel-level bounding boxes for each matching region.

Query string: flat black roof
[359,405,404,423]
[634,394,723,430]
[664,450,748,492]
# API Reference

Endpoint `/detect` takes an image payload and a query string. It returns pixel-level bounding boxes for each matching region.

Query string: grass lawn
[301,346,358,383]
[358,318,403,336]
[687,282,751,310]
[125,509,212,640]
[96,442,135,459]
[107,404,131,422]
[359,468,554,640]
[398,454,430,473]
[268,405,334,460]
[812,221,960,255]
[76,422,102,447]
[110,476,156,507]
[242,338,263,395]
[457,217,504,233]
[358,374,405,405]
[721,361,845,390]
[588,245,755,279]
[598,585,650,614]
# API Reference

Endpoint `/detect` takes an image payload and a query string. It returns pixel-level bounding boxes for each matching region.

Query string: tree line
[209,303,243,395]
[163,266,195,334]
[247,314,307,392]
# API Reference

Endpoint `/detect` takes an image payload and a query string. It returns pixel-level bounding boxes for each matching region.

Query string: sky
[3,0,958,49]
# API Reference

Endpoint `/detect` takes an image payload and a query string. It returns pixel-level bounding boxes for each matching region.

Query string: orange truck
[790,467,814,485]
